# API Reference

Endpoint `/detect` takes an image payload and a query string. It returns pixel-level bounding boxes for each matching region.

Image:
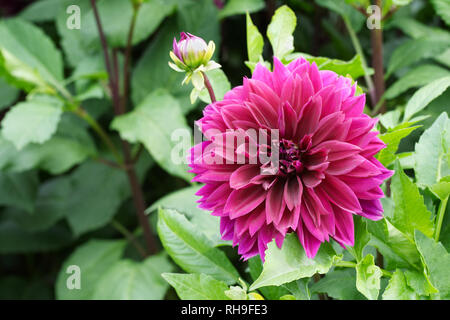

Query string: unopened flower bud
[169,32,220,73]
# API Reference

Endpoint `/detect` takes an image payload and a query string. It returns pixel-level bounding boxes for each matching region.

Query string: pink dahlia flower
[189,57,393,260]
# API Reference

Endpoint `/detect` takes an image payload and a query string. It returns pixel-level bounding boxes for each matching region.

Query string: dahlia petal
[284,176,303,210]
[266,179,286,224]
[332,205,355,246]
[313,140,361,161]
[229,164,261,189]
[297,219,322,258]
[320,175,362,212]
[326,155,365,175]
[296,96,322,138]
[225,185,266,218]
[359,199,384,220]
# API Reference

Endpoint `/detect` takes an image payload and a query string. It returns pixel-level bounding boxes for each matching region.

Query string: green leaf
[246,12,264,64]
[247,257,290,300]
[162,273,230,300]
[311,269,365,300]
[390,17,450,42]
[147,186,226,246]
[0,18,63,92]
[1,97,63,150]
[157,208,239,284]
[390,161,434,240]
[56,239,126,300]
[55,0,92,68]
[415,230,450,299]
[0,77,19,110]
[384,65,450,100]
[7,176,71,231]
[0,217,72,254]
[0,115,97,175]
[286,53,368,80]
[20,0,65,22]
[430,180,450,201]
[92,254,173,300]
[199,69,231,104]
[0,171,38,213]
[283,279,311,300]
[65,161,130,236]
[404,77,450,121]
[81,0,174,48]
[316,0,365,32]
[249,234,340,290]
[386,38,449,78]
[404,269,437,297]
[347,217,370,261]
[219,0,265,19]
[368,219,421,270]
[414,112,450,187]
[376,125,420,167]
[111,89,192,182]
[382,269,418,300]
[432,0,450,26]
[355,254,382,300]
[267,5,297,60]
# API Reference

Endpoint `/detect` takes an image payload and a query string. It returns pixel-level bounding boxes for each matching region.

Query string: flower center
[279,139,303,175]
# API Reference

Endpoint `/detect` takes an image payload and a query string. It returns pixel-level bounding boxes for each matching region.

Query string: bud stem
[202,71,216,103]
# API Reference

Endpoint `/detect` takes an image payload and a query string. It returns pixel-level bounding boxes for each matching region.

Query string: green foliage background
[0,0,449,300]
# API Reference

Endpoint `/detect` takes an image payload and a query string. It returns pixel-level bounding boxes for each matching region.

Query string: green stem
[343,17,376,108]
[111,219,147,258]
[335,260,392,277]
[72,107,123,164]
[434,196,448,242]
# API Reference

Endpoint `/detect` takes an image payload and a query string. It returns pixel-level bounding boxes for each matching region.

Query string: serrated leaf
[162,273,230,300]
[157,208,239,284]
[377,125,420,167]
[249,234,340,290]
[390,161,434,240]
[415,230,450,299]
[382,269,418,300]
[386,38,449,78]
[267,5,296,60]
[0,18,63,92]
[92,254,173,300]
[286,53,368,80]
[432,0,450,26]
[0,115,97,175]
[1,98,63,149]
[355,254,382,300]
[247,257,290,300]
[56,239,126,300]
[384,65,450,100]
[111,89,192,182]
[414,112,450,187]
[404,77,450,121]
[367,219,422,271]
